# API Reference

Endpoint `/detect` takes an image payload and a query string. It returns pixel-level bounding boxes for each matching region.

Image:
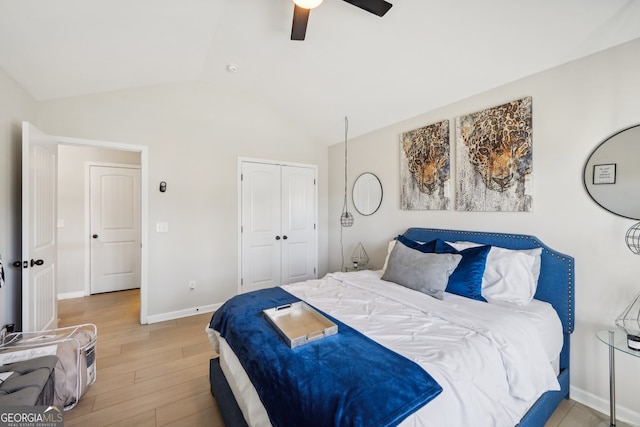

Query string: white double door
[240,160,317,293]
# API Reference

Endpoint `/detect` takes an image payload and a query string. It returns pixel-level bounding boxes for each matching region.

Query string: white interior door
[22,121,58,332]
[90,165,141,294]
[239,160,317,293]
[281,166,316,284]
[240,162,281,293]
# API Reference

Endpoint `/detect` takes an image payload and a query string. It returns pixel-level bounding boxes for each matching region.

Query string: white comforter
[209,270,562,427]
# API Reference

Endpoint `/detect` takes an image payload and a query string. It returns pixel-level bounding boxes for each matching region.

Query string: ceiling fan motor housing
[291,0,393,41]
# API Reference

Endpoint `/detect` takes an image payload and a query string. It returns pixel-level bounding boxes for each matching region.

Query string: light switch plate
[156,221,169,232]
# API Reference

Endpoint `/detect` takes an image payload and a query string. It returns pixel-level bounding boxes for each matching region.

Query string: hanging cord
[340,116,349,270]
[342,116,349,218]
[340,218,345,270]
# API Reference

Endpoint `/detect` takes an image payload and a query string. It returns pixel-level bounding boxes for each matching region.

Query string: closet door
[241,162,282,293]
[281,165,316,285]
[240,160,317,293]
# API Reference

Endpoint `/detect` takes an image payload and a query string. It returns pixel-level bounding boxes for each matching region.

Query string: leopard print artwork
[401,120,450,195]
[458,97,532,193]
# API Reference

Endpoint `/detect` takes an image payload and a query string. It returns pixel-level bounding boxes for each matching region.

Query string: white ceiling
[1,0,639,144]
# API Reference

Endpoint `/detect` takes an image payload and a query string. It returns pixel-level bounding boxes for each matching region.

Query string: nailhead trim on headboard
[402,228,575,333]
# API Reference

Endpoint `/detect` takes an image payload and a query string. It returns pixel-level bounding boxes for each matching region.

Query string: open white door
[22,121,58,332]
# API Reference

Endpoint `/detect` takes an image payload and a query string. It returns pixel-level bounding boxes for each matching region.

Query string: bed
[207,228,574,427]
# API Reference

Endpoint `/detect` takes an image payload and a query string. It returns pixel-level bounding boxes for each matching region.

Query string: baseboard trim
[57,291,86,300]
[146,303,221,324]
[570,385,640,426]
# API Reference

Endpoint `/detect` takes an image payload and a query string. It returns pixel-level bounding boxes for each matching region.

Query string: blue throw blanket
[210,287,442,427]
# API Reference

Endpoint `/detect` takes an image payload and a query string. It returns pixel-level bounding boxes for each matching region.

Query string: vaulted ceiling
[1,0,639,144]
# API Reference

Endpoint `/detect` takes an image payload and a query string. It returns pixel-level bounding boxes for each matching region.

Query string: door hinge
[314,178,316,185]
[240,173,243,181]
[314,223,316,230]
[314,268,316,274]
[241,278,243,286]
[241,225,243,233]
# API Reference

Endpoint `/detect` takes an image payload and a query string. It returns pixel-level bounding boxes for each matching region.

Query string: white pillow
[381,239,397,273]
[447,241,542,305]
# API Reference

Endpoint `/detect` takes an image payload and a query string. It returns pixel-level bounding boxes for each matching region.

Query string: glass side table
[596,329,640,426]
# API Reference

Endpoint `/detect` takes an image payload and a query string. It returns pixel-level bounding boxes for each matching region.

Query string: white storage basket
[0,323,97,410]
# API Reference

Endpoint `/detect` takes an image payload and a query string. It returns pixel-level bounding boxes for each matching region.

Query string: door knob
[275,236,281,240]
[92,234,99,239]
[282,235,288,240]
[30,259,44,267]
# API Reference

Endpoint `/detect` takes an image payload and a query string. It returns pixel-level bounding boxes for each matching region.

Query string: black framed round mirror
[583,124,640,219]
[352,173,383,216]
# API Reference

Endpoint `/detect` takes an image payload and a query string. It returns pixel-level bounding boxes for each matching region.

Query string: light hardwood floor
[59,289,610,427]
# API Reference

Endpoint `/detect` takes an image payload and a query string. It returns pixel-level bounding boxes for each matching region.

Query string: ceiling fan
[291,0,393,41]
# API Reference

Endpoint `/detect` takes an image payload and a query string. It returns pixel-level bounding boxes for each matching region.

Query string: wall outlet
[188,280,196,291]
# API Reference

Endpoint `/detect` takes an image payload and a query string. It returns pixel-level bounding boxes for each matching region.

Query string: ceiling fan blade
[342,0,392,17]
[291,5,310,41]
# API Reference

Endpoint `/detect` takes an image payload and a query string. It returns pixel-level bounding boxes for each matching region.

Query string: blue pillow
[395,235,437,252]
[433,240,490,302]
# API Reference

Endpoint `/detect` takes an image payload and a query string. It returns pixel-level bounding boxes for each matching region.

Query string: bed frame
[210,228,575,427]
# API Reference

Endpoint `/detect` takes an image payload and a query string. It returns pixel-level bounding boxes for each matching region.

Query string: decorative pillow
[381,239,397,273]
[382,236,436,274]
[381,241,461,300]
[396,235,437,252]
[448,241,543,305]
[432,240,490,302]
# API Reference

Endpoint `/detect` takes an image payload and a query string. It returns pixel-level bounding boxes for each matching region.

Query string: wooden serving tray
[263,302,338,348]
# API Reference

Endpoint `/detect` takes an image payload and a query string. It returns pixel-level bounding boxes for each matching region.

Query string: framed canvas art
[455,97,533,212]
[400,120,450,210]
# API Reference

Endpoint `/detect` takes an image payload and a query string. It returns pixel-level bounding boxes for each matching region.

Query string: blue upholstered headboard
[402,228,575,333]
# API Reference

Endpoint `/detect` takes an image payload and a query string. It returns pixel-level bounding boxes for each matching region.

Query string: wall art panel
[455,97,533,212]
[400,120,450,210]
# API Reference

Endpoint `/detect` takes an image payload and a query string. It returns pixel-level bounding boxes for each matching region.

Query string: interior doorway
[55,138,149,324]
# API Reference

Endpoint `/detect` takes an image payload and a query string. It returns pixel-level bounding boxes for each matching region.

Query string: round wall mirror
[353,172,383,216]
[583,124,640,219]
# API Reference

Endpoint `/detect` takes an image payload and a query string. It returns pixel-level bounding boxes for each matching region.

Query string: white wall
[0,68,37,330]
[57,145,141,298]
[328,38,640,424]
[36,81,329,320]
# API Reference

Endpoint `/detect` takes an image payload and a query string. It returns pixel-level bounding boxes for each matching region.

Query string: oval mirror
[353,173,383,216]
[583,124,640,219]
